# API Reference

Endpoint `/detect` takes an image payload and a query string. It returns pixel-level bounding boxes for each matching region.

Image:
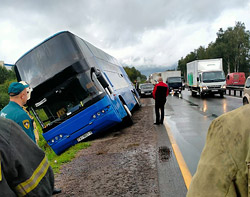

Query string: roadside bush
[0,79,16,110]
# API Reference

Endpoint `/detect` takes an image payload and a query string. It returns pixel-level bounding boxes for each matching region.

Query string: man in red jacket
[152,77,169,125]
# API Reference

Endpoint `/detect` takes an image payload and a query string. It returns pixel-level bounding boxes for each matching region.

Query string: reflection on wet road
[164,89,242,175]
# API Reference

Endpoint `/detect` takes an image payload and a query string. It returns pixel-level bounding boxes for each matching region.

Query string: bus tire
[123,104,133,126]
[133,93,141,110]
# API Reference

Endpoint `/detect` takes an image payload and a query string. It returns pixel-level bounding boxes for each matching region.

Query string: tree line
[124,66,147,83]
[0,66,16,110]
[178,21,250,79]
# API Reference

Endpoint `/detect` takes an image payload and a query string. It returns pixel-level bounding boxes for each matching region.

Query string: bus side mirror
[90,67,112,94]
[197,77,199,82]
[96,72,109,88]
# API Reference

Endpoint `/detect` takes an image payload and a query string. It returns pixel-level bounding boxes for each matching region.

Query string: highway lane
[164,89,242,175]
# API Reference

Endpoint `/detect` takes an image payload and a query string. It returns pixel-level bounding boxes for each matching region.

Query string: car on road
[243,76,250,105]
[139,83,154,97]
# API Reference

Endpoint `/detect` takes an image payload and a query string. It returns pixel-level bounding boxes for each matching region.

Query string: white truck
[161,71,181,83]
[149,72,161,84]
[187,58,226,97]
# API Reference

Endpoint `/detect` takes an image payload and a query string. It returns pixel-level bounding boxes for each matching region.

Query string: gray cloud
[0,0,250,74]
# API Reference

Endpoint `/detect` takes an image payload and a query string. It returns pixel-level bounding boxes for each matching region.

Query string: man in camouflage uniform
[187,104,250,196]
[0,117,54,196]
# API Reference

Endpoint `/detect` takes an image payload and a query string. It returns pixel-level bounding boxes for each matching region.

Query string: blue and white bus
[14,31,141,155]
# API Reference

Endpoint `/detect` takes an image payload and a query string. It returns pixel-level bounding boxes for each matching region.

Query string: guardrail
[226,86,244,97]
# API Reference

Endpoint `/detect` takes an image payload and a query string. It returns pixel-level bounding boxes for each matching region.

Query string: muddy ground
[54,98,160,197]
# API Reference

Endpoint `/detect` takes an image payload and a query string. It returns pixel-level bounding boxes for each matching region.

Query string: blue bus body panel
[115,88,136,111]
[43,95,122,154]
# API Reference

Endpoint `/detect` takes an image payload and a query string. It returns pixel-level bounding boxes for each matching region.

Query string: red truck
[226,72,246,86]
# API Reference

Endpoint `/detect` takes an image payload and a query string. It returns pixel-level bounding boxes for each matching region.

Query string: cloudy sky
[1,0,250,76]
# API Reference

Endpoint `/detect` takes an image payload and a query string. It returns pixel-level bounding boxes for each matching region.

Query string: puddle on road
[158,146,171,162]
[187,100,199,107]
[209,113,218,118]
[185,100,219,118]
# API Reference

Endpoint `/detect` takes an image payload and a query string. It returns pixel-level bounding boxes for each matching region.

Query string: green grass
[46,142,91,173]
[32,114,91,174]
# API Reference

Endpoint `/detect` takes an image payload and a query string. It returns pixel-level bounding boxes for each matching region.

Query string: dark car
[139,83,154,97]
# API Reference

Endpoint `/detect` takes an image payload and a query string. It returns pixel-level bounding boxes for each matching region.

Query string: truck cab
[197,70,226,97]
[166,76,182,94]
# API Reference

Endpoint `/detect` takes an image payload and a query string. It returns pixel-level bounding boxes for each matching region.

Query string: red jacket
[152,82,169,100]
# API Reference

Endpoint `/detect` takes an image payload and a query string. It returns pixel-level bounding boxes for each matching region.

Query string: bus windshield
[32,71,104,131]
[15,32,84,88]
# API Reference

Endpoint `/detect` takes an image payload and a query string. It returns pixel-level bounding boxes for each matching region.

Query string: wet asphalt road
[164,89,242,175]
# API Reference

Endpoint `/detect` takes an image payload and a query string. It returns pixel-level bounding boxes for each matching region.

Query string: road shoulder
[154,114,187,196]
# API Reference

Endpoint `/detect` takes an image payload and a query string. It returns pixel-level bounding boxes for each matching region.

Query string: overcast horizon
[1,0,250,76]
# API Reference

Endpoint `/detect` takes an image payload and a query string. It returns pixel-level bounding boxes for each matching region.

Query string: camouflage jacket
[187,104,250,197]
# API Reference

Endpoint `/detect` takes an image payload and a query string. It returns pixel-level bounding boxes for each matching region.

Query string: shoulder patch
[0,112,7,118]
[23,120,30,129]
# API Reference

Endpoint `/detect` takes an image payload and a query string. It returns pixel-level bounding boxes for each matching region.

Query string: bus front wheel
[123,104,133,126]
[133,93,141,110]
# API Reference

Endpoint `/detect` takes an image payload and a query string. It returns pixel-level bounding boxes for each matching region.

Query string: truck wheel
[123,104,133,126]
[220,93,224,98]
[191,91,197,96]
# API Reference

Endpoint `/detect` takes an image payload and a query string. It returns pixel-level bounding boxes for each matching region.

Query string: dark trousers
[155,100,166,124]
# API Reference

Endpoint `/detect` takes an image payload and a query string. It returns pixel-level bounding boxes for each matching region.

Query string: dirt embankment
[54,98,159,197]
